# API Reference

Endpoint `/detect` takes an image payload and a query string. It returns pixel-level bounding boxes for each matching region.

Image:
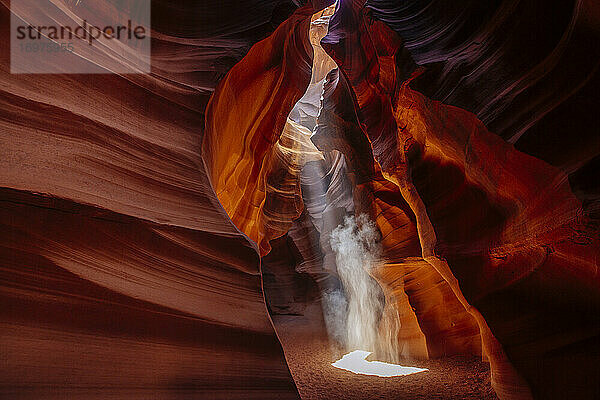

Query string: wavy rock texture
[320,1,599,399]
[203,5,315,255]
[1,0,599,399]
[205,1,599,400]
[312,68,483,360]
[0,0,305,398]
[0,189,298,399]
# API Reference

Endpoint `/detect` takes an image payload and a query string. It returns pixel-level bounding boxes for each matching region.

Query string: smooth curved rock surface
[0,0,304,398]
[1,0,598,399]
[204,1,599,399]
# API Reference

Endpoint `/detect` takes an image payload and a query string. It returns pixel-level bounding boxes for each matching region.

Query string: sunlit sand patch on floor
[332,350,428,377]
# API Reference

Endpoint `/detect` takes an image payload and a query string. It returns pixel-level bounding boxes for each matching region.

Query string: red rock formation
[313,68,483,361]
[0,0,302,398]
[0,189,298,399]
[205,1,599,399]
[1,0,598,399]
[321,1,600,399]
[203,5,315,255]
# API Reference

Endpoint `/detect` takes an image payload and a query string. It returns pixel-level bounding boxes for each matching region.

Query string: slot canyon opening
[1,0,598,399]
[207,3,498,399]
[261,5,498,399]
[202,1,599,399]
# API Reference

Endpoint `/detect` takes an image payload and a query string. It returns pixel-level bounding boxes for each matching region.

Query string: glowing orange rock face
[315,67,483,362]
[204,2,599,400]
[203,6,315,255]
[322,1,600,399]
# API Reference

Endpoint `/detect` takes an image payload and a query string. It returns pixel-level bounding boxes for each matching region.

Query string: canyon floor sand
[273,305,498,400]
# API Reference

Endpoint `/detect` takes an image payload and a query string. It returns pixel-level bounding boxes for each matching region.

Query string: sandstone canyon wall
[0,0,306,398]
[204,1,599,399]
[1,0,599,399]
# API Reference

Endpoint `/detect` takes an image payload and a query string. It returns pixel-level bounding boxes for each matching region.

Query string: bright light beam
[332,350,428,377]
